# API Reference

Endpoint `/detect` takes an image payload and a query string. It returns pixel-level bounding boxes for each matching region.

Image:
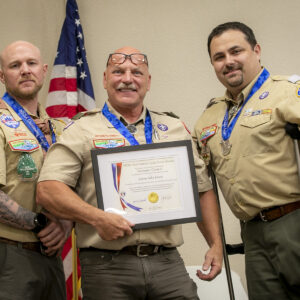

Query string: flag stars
[77,32,83,39]
[77,58,83,66]
[80,71,87,80]
[76,47,80,53]
[75,19,81,26]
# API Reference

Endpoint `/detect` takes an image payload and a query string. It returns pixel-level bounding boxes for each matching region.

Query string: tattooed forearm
[0,190,35,230]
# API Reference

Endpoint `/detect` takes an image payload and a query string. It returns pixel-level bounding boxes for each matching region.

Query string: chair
[185,266,248,300]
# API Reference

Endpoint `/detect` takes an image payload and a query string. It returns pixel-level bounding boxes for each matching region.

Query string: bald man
[0,41,72,300]
[37,47,223,300]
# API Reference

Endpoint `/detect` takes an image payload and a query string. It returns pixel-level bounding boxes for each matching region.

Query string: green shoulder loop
[150,110,180,119]
[72,108,101,120]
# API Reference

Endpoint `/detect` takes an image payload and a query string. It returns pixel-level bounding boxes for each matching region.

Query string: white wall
[1,0,300,293]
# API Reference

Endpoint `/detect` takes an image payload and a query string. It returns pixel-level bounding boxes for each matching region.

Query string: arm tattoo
[0,190,35,230]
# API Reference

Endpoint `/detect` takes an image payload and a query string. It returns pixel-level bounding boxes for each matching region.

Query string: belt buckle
[136,244,150,257]
[259,211,268,222]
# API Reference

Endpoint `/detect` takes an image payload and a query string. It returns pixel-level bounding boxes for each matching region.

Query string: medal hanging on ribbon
[2,92,56,180]
[102,103,152,145]
[221,68,270,156]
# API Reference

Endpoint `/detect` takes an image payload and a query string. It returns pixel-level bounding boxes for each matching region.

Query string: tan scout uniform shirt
[39,101,212,250]
[193,68,300,221]
[0,100,64,242]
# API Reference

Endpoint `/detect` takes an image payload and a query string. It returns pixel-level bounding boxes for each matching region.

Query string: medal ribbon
[102,102,152,145]
[222,68,270,141]
[2,92,56,151]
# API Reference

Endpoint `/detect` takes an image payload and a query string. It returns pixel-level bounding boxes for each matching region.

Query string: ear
[42,64,48,78]
[103,71,107,89]
[146,74,151,91]
[0,69,5,84]
[253,44,261,60]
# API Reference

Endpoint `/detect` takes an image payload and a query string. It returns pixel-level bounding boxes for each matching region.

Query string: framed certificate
[91,140,201,229]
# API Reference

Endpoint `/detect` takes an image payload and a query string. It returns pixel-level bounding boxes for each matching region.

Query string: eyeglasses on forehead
[106,53,148,67]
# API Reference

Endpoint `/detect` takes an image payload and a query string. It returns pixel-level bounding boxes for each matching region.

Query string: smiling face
[0,41,48,101]
[209,30,261,98]
[103,47,151,114]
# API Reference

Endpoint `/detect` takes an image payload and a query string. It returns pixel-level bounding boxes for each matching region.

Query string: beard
[223,64,244,87]
[7,83,42,100]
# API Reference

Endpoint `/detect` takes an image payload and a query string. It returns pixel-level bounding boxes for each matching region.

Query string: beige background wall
[1,0,300,294]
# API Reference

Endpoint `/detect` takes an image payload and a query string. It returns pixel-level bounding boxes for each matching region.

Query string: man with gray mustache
[193,22,300,299]
[37,46,223,299]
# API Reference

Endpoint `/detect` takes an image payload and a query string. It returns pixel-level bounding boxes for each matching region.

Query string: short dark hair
[207,22,258,57]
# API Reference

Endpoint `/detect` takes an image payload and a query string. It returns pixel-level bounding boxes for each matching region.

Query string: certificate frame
[91,140,201,230]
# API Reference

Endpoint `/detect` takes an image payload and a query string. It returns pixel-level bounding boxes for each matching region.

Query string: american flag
[46,0,95,119]
[46,0,95,299]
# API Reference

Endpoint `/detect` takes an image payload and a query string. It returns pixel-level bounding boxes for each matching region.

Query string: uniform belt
[81,244,176,257]
[254,200,300,222]
[0,236,41,253]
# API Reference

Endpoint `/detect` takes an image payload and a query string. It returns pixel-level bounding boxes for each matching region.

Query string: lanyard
[222,68,270,141]
[2,92,56,151]
[102,103,152,145]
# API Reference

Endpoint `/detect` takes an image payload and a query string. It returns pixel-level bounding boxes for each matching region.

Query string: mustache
[117,83,137,91]
[223,64,242,75]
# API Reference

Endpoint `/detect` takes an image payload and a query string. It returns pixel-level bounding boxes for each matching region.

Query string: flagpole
[72,230,78,300]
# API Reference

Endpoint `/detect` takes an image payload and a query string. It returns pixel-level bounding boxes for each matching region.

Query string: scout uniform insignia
[199,124,218,165]
[0,114,20,129]
[93,139,125,148]
[259,91,269,99]
[297,86,300,98]
[157,123,168,131]
[17,153,38,180]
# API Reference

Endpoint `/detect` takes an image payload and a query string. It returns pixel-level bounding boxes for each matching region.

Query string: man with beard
[193,22,300,299]
[36,46,223,300]
[0,41,72,300]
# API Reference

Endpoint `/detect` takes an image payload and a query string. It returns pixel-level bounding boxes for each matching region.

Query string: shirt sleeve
[0,128,6,186]
[38,121,86,187]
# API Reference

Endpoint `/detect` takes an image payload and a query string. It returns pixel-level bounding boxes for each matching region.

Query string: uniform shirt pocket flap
[240,114,271,128]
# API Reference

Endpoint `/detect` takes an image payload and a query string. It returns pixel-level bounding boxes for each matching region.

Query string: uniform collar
[104,100,147,127]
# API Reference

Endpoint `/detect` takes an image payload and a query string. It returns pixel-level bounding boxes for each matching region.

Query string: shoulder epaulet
[206,97,224,109]
[150,110,180,119]
[72,108,101,120]
[0,99,8,110]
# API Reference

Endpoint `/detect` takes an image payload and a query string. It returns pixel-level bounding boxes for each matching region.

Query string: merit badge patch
[157,123,168,131]
[259,91,269,100]
[296,85,300,98]
[0,114,20,129]
[199,124,218,142]
[9,139,39,152]
[93,139,125,149]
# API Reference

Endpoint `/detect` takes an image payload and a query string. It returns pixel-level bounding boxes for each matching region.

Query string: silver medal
[126,124,137,134]
[220,139,232,156]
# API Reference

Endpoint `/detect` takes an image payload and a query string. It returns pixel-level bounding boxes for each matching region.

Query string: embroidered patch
[93,139,125,148]
[9,139,39,152]
[157,123,168,131]
[259,91,269,99]
[199,124,218,142]
[13,130,28,137]
[296,85,300,98]
[244,109,272,117]
[0,114,20,129]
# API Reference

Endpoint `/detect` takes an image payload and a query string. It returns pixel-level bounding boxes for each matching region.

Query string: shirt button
[229,178,235,184]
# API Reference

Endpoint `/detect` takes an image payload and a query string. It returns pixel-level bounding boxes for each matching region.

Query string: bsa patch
[9,139,39,152]
[0,114,20,129]
[157,123,168,131]
[296,85,300,98]
[93,139,125,149]
[259,91,269,100]
[199,124,218,142]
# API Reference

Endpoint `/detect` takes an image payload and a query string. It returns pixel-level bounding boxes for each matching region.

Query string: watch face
[36,213,48,227]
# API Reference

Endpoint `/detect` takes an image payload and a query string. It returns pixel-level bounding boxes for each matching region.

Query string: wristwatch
[32,213,48,233]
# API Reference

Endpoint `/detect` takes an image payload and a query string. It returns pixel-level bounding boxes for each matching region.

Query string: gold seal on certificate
[148,192,159,203]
